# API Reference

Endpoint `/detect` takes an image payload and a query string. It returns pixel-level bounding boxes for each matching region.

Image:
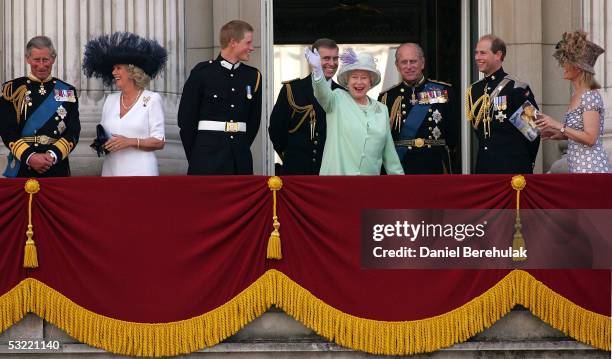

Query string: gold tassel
[23,179,40,268]
[512,218,525,258]
[267,176,283,259]
[511,175,527,262]
[23,236,38,268]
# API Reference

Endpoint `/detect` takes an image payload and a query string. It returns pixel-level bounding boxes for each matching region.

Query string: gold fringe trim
[0,270,609,357]
[0,275,274,357]
[273,269,610,354]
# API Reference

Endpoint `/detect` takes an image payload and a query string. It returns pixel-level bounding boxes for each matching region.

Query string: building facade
[1,0,610,175]
[0,0,610,176]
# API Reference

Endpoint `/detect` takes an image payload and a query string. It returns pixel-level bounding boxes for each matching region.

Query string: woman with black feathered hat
[83,32,167,176]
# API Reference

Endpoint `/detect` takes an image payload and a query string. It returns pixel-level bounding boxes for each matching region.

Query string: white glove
[304,47,323,81]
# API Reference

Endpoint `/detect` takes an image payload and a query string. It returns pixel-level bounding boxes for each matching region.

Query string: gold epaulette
[255,71,261,92]
[281,78,300,85]
[428,79,452,87]
[380,92,388,105]
[1,81,29,124]
[379,81,403,95]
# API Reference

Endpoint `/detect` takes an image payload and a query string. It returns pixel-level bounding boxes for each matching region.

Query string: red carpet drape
[0,174,609,356]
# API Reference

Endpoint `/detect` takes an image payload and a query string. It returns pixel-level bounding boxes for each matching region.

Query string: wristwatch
[560,124,567,134]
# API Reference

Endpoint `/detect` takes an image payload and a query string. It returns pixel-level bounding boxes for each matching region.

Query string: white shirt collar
[220,59,241,70]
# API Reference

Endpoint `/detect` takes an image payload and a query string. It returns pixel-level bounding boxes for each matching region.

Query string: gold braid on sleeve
[2,82,29,124]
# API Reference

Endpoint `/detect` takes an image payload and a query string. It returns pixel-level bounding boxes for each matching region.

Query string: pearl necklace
[121,89,143,111]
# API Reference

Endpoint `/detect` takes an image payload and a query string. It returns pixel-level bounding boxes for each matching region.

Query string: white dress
[100,90,165,176]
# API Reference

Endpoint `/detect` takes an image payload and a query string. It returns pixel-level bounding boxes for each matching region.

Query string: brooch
[56,105,67,119]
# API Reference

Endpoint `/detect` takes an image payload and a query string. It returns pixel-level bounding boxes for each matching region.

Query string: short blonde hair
[127,64,150,89]
[219,20,253,49]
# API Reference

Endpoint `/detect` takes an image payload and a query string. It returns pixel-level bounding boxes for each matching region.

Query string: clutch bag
[90,124,109,157]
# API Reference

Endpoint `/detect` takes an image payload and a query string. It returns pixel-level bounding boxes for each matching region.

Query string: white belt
[198,120,246,133]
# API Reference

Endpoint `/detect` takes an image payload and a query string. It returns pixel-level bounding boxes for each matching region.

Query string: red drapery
[0,174,609,356]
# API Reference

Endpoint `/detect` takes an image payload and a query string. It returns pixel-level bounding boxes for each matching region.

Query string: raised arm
[305,47,334,113]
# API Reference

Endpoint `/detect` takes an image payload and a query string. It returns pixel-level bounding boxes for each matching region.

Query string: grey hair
[26,36,57,58]
[127,64,151,89]
[395,43,425,62]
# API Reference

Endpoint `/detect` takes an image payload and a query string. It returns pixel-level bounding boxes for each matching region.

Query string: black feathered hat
[83,32,168,86]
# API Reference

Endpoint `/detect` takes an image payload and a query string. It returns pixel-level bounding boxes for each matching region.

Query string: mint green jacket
[313,77,404,175]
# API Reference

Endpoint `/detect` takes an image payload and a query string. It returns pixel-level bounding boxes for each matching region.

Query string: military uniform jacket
[379,78,458,174]
[466,67,540,174]
[178,55,262,175]
[268,75,342,175]
[0,76,80,177]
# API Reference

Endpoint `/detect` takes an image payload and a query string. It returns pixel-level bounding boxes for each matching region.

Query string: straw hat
[553,30,604,74]
[336,48,381,87]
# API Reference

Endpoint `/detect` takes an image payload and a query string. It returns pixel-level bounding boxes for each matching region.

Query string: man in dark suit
[467,34,540,174]
[268,38,341,175]
[0,36,80,177]
[178,20,262,175]
[379,43,458,174]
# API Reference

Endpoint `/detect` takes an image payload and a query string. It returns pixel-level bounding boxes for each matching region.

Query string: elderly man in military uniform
[0,36,80,177]
[378,43,458,174]
[268,38,341,175]
[467,34,540,174]
[178,20,262,175]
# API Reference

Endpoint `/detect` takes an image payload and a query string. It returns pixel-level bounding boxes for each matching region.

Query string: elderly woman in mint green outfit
[305,47,403,175]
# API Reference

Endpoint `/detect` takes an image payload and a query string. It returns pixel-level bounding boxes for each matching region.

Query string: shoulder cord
[285,83,316,137]
[2,82,29,124]
[389,96,403,131]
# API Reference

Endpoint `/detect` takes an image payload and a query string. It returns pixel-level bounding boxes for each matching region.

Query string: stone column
[1,0,186,176]
[583,0,612,158]
[540,0,582,172]
[491,0,544,172]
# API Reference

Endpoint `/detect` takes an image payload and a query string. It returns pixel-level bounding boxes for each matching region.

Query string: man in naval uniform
[467,34,540,174]
[378,43,458,174]
[0,36,80,177]
[178,20,262,175]
[268,38,342,175]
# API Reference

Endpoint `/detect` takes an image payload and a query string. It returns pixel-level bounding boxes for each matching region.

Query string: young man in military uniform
[378,43,458,174]
[0,36,80,178]
[467,34,540,174]
[268,38,341,175]
[178,20,262,175]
